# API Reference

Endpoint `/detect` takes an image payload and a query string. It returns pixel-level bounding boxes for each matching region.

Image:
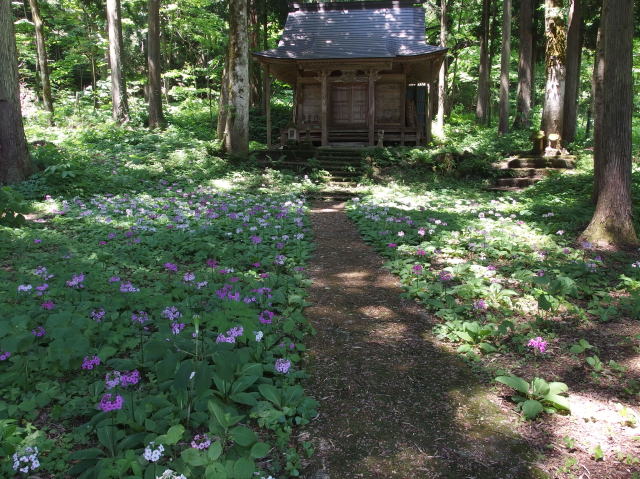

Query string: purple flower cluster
[274,358,291,374]
[438,270,453,282]
[473,299,488,311]
[164,262,178,272]
[171,322,185,335]
[259,310,275,325]
[191,433,212,450]
[82,355,101,370]
[412,264,423,274]
[132,310,149,324]
[41,300,55,310]
[99,393,124,411]
[66,273,85,288]
[162,306,182,320]
[0,351,11,361]
[91,308,106,322]
[183,272,195,282]
[216,325,244,343]
[527,336,548,354]
[119,281,140,293]
[31,326,46,337]
[105,369,140,389]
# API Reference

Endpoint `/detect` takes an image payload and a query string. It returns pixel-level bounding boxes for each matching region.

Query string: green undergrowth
[346,174,640,417]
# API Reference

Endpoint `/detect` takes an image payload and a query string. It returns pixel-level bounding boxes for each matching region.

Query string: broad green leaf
[521,400,544,420]
[233,457,255,479]
[250,442,270,459]
[258,384,281,408]
[69,448,104,460]
[207,441,223,461]
[478,343,498,353]
[495,375,529,395]
[205,463,227,479]
[181,448,207,467]
[454,331,474,343]
[230,426,257,447]
[162,424,184,445]
[547,382,569,395]
[544,394,570,411]
[531,378,550,397]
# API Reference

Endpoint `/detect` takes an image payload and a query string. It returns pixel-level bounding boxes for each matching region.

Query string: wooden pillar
[426,81,434,145]
[263,63,272,148]
[368,70,376,146]
[320,70,328,146]
[400,71,406,146]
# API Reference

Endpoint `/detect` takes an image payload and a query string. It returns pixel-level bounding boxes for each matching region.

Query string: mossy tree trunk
[28,0,54,120]
[541,0,566,140]
[513,0,533,128]
[579,0,637,249]
[106,0,129,124]
[224,0,249,157]
[147,0,165,129]
[562,0,582,145]
[0,0,33,184]
[476,0,491,124]
[498,0,512,134]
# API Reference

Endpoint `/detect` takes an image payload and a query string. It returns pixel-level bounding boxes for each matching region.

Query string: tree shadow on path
[303,200,544,479]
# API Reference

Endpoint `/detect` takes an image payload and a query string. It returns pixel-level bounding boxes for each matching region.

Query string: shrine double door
[330,83,368,127]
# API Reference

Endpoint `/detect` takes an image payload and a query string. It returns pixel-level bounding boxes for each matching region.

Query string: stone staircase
[490,154,576,190]
[257,145,365,184]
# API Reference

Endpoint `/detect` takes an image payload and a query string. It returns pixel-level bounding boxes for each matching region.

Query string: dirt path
[302,200,540,479]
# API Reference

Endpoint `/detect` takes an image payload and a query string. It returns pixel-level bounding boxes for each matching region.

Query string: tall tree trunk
[476,0,491,123]
[498,0,512,134]
[106,0,129,124]
[249,0,261,109]
[224,0,249,156]
[562,0,582,144]
[579,0,636,248]
[216,56,229,142]
[591,21,604,202]
[513,0,533,128]
[27,0,54,118]
[147,0,164,129]
[541,0,566,140]
[435,0,448,136]
[0,0,33,184]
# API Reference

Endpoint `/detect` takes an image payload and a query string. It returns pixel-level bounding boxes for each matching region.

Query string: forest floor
[301,198,640,479]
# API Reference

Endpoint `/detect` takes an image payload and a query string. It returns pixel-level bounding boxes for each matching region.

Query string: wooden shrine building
[254,1,446,147]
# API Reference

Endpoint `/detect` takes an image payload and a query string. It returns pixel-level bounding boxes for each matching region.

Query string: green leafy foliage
[495,375,571,419]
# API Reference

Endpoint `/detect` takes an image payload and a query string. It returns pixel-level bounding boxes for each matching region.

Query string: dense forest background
[9,0,640,149]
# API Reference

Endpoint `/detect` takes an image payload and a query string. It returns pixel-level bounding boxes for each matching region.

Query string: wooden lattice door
[331,83,367,126]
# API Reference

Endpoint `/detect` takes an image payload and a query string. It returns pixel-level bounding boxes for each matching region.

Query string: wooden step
[506,157,576,169]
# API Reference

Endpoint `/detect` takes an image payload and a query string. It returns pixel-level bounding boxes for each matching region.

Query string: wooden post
[320,70,328,146]
[425,81,434,145]
[400,71,406,146]
[368,70,376,146]
[264,63,271,148]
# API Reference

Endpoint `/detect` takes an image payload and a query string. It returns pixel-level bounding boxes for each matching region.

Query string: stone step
[499,168,566,178]
[506,157,576,169]
[495,177,544,188]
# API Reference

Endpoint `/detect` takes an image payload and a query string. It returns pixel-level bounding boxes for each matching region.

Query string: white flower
[254,331,264,342]
[143,442,165,462]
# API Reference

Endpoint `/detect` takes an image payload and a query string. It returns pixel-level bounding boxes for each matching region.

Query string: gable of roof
[255,1,446,61]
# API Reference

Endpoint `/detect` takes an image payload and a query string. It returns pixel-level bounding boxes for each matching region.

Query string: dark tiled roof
[255,1,445,61]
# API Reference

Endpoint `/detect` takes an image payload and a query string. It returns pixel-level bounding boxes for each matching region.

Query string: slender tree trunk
[27,0,54,119]
[147,0,165,129]
[0,0,33,184]
[579,0,636,248]
[224,0,249,156]
[541,0,566,140]
[513,0,533,128]
[216,56,229,142]
[435,0,448,136]
[591,21,604,202]
[487,0,500,126]
[476,0,491,123]
[106,0,129,123]
[562,0,582,145]
[249,0,261,109]
[499,0,512,134]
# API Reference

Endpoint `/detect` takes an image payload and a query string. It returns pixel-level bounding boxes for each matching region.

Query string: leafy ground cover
[346,176,640,477]
[1,103,322,477]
